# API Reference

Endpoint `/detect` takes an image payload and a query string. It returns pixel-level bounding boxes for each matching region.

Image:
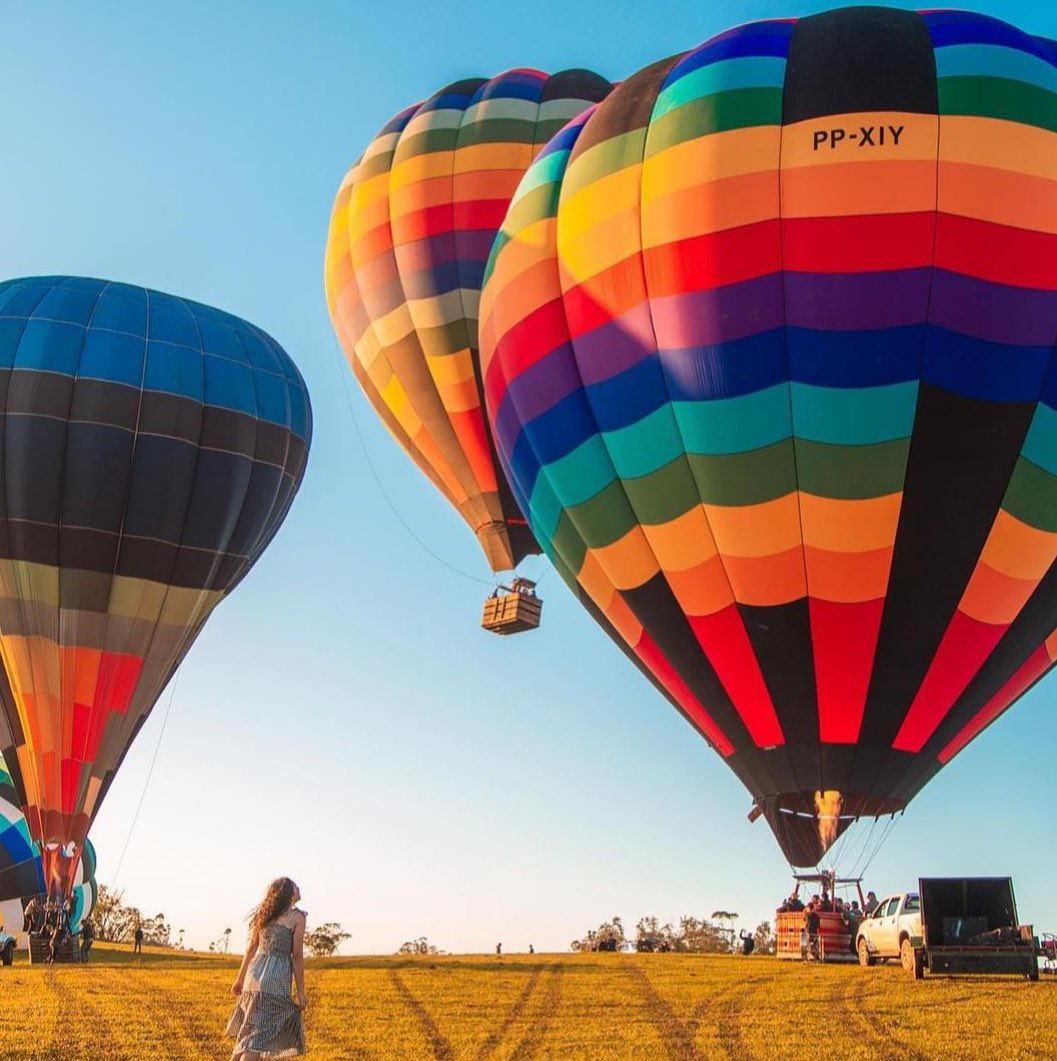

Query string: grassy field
[0,943,1051,1059]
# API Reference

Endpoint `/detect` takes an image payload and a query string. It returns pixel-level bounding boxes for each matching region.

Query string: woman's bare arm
[231,936,259,995]
[291,912,307,1007]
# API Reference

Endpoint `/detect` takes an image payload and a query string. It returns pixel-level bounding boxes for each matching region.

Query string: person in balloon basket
[803,903,822,960]
[227,877,307,1060]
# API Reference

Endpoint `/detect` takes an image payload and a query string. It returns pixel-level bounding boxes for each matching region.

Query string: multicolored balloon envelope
[0,276,312,891]
[0,757,97,935]
[481,7,1057,865]
[325,68,612,572]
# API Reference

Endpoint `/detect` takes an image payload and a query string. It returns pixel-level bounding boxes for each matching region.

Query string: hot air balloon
[480,8,1057,865]
[0,276,311,894]
[324,68,613,611]
[0,757,97,941]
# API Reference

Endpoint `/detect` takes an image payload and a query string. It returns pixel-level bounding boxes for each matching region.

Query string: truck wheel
[2,941,13,967]
[900,939,923,980]
[858,938,875,967]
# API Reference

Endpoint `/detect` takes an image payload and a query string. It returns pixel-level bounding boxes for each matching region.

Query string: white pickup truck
[856,892,922,972]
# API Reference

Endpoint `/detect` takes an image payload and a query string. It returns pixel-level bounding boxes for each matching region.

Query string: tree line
[92,887,350,956]
[571,914,776,954]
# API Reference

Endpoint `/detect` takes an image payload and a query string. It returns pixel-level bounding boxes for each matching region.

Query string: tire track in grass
[839,974,930,1061]
[624,963,700,1060]
[507,964,564,1061]
[713,972,768,1061]
[389,967,454,1061]
[475,964,545,1060]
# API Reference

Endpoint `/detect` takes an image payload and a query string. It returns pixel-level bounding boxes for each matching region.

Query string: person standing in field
[133,925,144,955]
[227,877,307,1060]
[80,918,95,962]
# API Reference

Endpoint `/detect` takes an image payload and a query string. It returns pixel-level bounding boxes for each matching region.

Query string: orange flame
[814,790,843,853]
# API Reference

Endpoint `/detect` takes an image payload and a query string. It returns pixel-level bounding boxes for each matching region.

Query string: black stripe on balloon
[620,575,779,799]
[782,6,937,122]
[859,388,1036,757]
[737,602,819,795]
[541,69,612,105]
[894,555,1057,802]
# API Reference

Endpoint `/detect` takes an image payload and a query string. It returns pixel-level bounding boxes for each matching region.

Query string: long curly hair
[249,877,298,945]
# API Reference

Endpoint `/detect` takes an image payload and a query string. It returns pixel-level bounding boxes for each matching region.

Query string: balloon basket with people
[775,871,869,963]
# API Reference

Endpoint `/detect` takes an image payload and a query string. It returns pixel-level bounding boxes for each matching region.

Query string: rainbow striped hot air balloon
[481,7,1057,865]
[325,68,612,574]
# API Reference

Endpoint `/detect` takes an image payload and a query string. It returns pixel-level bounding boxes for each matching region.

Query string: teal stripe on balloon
[1022,403,1057,476]
[933,43,1057,94]
[653,56,787,120]
[791,382,918,445]
[674,385,793,454]
[604,405,685,478]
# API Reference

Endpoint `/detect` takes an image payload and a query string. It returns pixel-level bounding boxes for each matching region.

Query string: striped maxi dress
[227,909,306,1058]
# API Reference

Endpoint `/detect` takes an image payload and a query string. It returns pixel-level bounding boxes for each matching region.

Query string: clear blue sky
[3,0,1057,953]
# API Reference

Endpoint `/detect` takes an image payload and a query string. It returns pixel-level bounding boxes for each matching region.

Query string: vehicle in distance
[856,892,921,969]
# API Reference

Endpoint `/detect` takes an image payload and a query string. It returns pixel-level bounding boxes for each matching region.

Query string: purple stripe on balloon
[503,340,585,425]
[570,302,656,385]
[784,269,932,330]
[928,270,1057,345]
[651,274,786,345]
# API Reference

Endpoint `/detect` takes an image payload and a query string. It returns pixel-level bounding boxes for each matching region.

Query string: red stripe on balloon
[688,607,785,747]
[782,213,935,273]
[938,644,1052,764]
[893,612,1007,752]
[810,598,885,744]
[485,298,570,411]
[935,213,1057,290]
[642,220,783,296]
[635,630,735,756]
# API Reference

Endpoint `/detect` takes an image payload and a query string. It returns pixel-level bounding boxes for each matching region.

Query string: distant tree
[398,936,439,955]
[305,922,351,957]
[753,921,776,956]
[572,917,627,952]
[141,912,172,948]
[680,916,730,954]
[93,886,140,943]
[635,916,675,953]
[711,911,739,951]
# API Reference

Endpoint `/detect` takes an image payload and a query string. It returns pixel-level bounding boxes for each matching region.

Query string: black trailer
[906,877,1039,980]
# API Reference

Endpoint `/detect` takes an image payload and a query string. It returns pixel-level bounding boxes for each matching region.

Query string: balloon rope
[331,339,497,588]
[860,814,900,877]
[109,672,179,889]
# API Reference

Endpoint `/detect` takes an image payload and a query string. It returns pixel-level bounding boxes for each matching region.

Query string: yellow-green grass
[0,943,1051,1059]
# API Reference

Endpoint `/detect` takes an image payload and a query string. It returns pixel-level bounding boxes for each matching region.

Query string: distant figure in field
[528,944,534,955]
[864,891,879,916]
[133,926,144,954]
[80,918,95,962]
[739,930,755,956]
[227,877,307,1061]
[496,942,502,956]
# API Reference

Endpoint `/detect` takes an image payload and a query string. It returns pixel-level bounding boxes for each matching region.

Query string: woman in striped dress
[227,877,308,1059]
